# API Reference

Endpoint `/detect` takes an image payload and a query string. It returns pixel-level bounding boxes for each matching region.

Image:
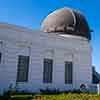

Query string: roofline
[0,22,35,33]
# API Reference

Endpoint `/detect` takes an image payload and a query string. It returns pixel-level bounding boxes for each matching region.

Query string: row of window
[16,55,73,84]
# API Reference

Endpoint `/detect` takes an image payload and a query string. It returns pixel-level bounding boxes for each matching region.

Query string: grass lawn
[1,93,100,100]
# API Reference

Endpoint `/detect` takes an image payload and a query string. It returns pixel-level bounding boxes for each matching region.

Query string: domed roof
[41,7,91,40]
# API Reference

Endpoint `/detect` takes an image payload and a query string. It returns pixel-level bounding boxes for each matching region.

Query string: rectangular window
[65,61,73,84]
[16,55,30,82]
[0,52,2,63]
[43,58,53,83]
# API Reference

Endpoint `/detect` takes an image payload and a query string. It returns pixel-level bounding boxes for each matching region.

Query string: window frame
[0,52,2,64]
[16,55,30,82]
[65,61,73,84]
[43,58,53,83]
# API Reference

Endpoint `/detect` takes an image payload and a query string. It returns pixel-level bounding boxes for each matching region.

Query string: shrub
[40,88,83,95]
[0,90,35,100]
[64,89,82,94]
[40,88,61,95]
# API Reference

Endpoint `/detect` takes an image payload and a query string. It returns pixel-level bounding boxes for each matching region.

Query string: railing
[97,84,100,94]
[88,84,100,93]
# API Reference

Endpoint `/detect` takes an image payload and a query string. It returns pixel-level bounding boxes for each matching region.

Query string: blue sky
[0,0,100,72]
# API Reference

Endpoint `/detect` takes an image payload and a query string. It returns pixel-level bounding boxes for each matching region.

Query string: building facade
[0,7,92,93]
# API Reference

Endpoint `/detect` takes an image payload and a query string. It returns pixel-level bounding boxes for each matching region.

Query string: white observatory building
[0,7,92,93]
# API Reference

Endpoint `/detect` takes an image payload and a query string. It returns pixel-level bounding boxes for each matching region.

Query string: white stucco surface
[0,23,92,93]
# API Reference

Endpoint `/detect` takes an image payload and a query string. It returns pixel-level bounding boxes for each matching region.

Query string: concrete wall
[0,23,92,93]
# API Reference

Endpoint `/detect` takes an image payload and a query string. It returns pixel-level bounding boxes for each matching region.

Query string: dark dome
[41,7,91,40]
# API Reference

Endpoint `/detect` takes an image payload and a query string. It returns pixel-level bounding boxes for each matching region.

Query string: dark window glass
[0,52,2,63]
[65,61,73,84]
[43,58,53,83]
[16,55,29,82]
